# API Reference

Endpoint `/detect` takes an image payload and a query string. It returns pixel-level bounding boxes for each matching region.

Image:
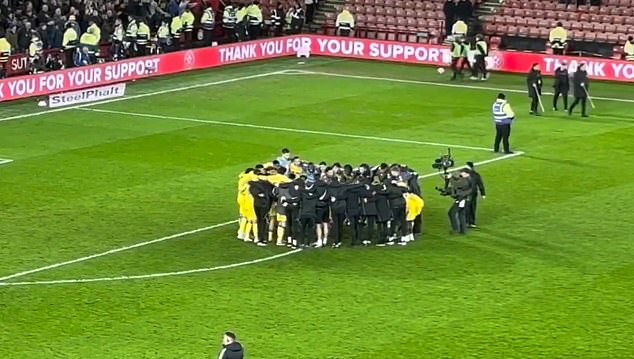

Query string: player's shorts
[276,213,287,223]
[406,212,421,222]
[316,207,330,224]
[242,195,256,221]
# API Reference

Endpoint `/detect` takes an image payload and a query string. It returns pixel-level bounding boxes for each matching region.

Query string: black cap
[466,161,474,168]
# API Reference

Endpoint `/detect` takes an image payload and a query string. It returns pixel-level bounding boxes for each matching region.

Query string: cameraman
[447,172,471,234]
[464,161,485,228]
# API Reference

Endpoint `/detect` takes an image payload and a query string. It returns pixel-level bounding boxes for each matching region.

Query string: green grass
[1,58,633,358]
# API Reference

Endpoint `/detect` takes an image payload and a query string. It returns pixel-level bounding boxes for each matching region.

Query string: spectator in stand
[455,0,472,21]
[17,21,32,53]
[451,18,467,39]
[62,21,78,67]
[246,1,263,40]
[549,22,568,55]
[46,19,63,49]
[305,0,315,24]
[6,24,18,51]
[270,2,284,37]
[443,0,455,37]
[73,46,90,66]
[0,29,11,78]
[180,6,194,48]
[290,2,304,34]
[624,36,634,61]
[37,4,51,26]
[37,22,49,48]
[335,6,354,37]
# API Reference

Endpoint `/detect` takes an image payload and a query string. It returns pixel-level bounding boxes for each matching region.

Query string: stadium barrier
[1,35,633,103]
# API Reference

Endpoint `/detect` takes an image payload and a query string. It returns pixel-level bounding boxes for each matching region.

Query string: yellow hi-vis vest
[246,5,263,25]
[62,28,78,49]
[171,17,183,38]
[137,23,150,45]
[79,32,98,46]
[0,37,11,62]
[237,7,247,23]
[201,8,215,30]
[625,41,634,61]
[549,27,567,48]
[87,23,101,43]
[336,10,355,30]
[181,10,195,32]
[223,6,238,28]
[126,20,138,41]
[158,24,170,39]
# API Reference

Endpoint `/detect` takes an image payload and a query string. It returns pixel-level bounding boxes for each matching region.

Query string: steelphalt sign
[48,83,127,108]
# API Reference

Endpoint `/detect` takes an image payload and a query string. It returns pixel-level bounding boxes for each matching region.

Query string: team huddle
[236,149,425,249]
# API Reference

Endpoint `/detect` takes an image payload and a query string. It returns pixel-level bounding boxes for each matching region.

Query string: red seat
[567,12,578,21]
[406,17,417,30]
[354,5,365,13]
[365,7,376,15]
[555,4,566,11]
[623,8,634,16]
[593,23,606,32]
[539,28,550,38]
[582,22,593,31]
[394,0,404,8]
[507,25,518,36]
[416,9,425,18]
[375,7,385,16]
[609,7,623,16]
[384,0,394,6]
[599,7,609,15]
[518,26,529,37]
[375,15,387,27]
[516,18,528,26]
[414,1,424,9]
[386,16,397,30]
[571,22,583,31]
[584,32,596,41]
[502,7,513,16]
[534,10,544,19]
[538,19,549,28]
[605,24,617,33]
[395,8,405,17]
[529,27,540,38]
[607,33,621,43]
[405,9,415,17]
[579,13,590,22]
[385,7,395,16]
[396,17,407,30]
[612,16,625,25]
[624,17,634,26]
[543,2,555,11]
[526,18,538,27]
[588,6,599,14]
[578,5,589,13]
[596,32,608,43]
[404,0,414,8]
[365,0,376,5]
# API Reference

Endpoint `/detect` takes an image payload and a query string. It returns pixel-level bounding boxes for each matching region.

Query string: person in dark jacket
[314,179,330,247]
[526,63,543,115]
[285,178,302,248]
[553,61,570,111]
[443,0,455,36]
[344,183,364,246]
[249,179,274,246]
[568,63,590,118]
[464,161,485,228]
[328,176,347,248]
[374,182,392,246]
[298,181,319,248]
[360,183,377,245]
[386,182,408,245]
[218,332,244,359]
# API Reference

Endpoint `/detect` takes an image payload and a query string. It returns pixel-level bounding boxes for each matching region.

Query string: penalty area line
[0,158,13,166]
[0,220,238,283]
[0,249,302,287]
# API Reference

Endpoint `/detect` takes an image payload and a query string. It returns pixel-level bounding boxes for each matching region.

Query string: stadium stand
[314,0,480,43]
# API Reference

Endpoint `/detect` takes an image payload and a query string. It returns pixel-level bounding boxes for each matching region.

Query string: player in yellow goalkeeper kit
[404,191,424,242]
[237,168,258,241]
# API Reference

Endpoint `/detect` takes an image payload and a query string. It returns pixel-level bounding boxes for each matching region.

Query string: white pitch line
[0,249,302,287]
[77,108,493,152]
[291,70,634,104]
[0,220,238,282]
[0,71,286,123]
[418,151,525,180]
[0,158,13,166]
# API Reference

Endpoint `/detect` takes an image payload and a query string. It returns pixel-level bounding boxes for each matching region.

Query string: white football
[437,67,445,74]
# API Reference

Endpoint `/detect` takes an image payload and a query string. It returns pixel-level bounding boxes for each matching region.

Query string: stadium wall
[1,35,633,103]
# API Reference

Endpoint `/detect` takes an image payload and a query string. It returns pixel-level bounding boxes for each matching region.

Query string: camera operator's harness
[432,148,456,195]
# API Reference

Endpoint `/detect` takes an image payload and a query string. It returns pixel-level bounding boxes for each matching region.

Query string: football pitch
[1,58,633,358]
